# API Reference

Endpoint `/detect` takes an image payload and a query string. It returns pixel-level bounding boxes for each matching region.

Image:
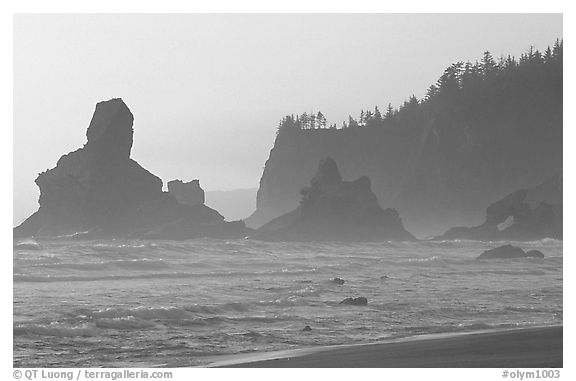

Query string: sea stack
[14,99,163,237]
[14,98,252,240]
[252,158,415,242]
[436,174,562,241]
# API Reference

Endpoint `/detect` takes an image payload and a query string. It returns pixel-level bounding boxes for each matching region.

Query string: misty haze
[13,14,562,369]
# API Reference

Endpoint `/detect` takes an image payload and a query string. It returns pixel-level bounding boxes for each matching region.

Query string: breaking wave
[13,238,562,367]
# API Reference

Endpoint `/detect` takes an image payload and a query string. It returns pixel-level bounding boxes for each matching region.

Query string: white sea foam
[14,324,100,337]
[13,240,42,250]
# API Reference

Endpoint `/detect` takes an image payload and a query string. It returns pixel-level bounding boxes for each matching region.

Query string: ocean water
[13,238,562,367]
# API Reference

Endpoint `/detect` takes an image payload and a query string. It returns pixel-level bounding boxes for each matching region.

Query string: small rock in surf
[340,297,368,306]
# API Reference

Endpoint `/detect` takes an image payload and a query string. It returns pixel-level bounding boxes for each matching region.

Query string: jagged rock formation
[247,113,562,238]
[252,158,415,242]
[246,44,562,237]
[477,245,545,260]
[168,179,205,206]
[436,174,562,241]
[14,99,163,237]
[14,98,251,240]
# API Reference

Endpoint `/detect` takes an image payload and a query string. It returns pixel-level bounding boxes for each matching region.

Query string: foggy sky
[13,13,562,224]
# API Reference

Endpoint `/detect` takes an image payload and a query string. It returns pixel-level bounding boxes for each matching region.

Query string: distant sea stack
[246,42,562,237]
[252,158,415,242]
[436,174,562,241]
[14,98,251,240]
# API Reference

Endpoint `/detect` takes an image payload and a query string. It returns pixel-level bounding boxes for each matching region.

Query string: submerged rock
[14,98,251,240]
[340,297,368,306]
[476,245,545,260]
[252,158,415,242]
[332,277,345,285]
[436,174,562,242]
[302,325,312,332]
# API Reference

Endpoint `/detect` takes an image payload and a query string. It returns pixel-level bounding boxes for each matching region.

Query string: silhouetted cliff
[14,98,251,240]
[252,158,415,242]
[247,42,563,237]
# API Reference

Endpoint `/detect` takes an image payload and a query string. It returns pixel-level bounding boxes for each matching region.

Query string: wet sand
[215,326,562,368]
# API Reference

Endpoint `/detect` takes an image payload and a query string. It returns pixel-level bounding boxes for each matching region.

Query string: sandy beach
[214,326,562,368]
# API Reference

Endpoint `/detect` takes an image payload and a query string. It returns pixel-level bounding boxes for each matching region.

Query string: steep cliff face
[253,158,415,242]
[436,174,562,241]
[247,46,563,237]
[14,99,251,240]
[248,120,563,237]
[248,126,421,229]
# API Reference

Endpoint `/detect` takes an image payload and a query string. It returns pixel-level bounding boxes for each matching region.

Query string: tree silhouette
[317,111,327,129]
[374,106,382,121]
[481,51,497,78]
[385,103,395,120]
